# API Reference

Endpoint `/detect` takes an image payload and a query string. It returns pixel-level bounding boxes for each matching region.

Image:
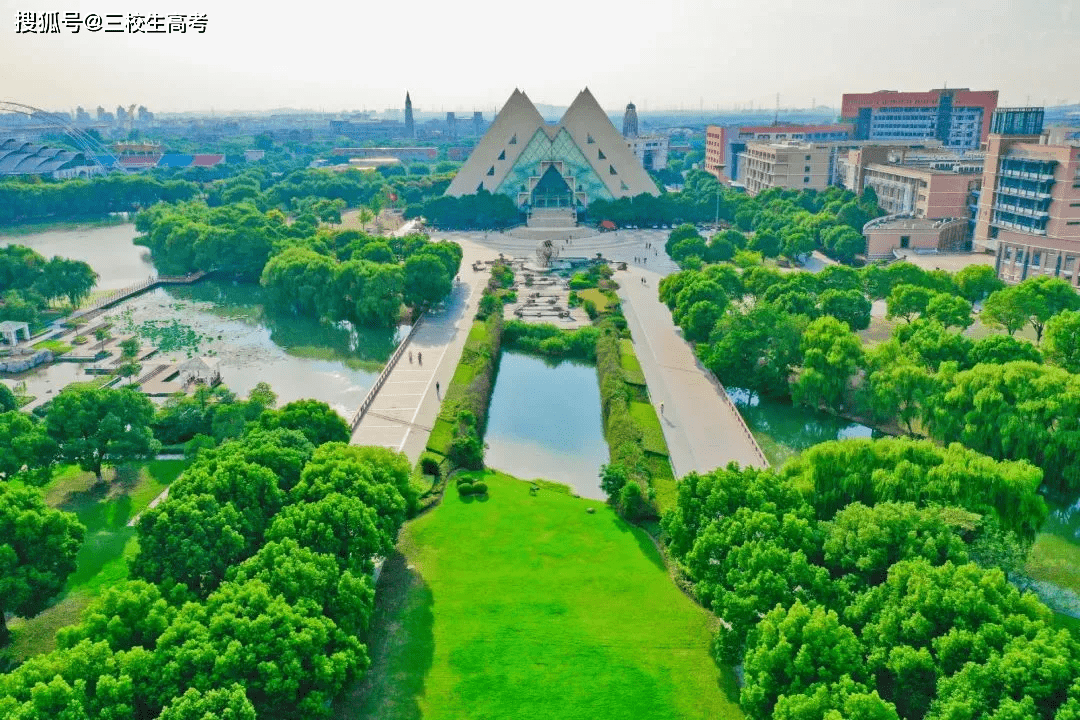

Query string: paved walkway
[616,265,768,475]
[349,238,497,462]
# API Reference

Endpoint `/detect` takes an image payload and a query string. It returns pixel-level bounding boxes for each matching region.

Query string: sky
[2,0,1078,115]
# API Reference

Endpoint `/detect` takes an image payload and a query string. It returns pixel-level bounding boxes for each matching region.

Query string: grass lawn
[31,339,74,355]
[339,470,741,720]
[578,287,614,314]
[5,460,187,661]
[619,338,647,385]
[645,452,678,515]
[1027,533,1080,596]
[630,401,667,457]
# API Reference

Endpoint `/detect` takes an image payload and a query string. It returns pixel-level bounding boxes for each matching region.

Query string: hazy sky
[2,0,1078,115]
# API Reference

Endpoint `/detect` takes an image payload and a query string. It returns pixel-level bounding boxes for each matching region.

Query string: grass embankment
[425,315,502,460]
[1028,533,1080,597]
[4,460,187,661]
[340,470,741,720]
[0,215,128,237]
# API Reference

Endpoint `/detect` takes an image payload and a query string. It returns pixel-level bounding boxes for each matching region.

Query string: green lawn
[579,287,614,314]
[339,470,741,720]
[32,338,74,355]
[1028,533,1080,596]
[630,401,668,457]
[619,338,647,385]
[5,460,186,661]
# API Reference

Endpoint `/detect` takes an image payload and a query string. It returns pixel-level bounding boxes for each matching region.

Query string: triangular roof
[446,88,658,202]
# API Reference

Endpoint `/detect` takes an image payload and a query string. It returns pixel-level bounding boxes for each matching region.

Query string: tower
[622,102,638,138]
[405,92,414,138]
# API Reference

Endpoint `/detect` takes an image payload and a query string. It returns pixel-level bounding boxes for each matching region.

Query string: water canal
[484,350,608,500]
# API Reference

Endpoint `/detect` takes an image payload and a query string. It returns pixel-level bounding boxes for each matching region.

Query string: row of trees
[0,413,415,718]
[0,174,199,225]
[662,440,1076,720]
[659,254,1080,492]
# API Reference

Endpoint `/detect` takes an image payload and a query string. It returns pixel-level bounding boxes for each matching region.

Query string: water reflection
[0,223,155,291]
[485,350,608,499]
[725,387,880,466]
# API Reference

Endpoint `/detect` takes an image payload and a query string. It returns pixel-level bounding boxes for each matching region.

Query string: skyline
[2,0,1078,114]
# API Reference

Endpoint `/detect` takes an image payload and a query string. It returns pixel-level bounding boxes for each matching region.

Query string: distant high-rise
[622,102,638,138]
[446,112,457,139]
[405,92,414,138]
[472,111,483,136]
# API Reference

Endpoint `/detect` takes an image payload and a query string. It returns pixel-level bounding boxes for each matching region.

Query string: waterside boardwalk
[76,271,210,321]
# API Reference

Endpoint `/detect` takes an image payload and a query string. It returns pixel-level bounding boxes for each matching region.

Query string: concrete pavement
[616,265,768,475]
[349,239,497,462]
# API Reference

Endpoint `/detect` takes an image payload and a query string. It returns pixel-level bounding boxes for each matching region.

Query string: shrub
[583,299,598,320]
[456,480,475,495]
[470,481,488,495]
[420,454,441,477]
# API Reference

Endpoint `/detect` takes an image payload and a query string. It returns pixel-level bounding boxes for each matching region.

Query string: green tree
[792,316,862,411]
[821,225,866,264]
[864,357,932,434]
[822,502,967,592]
[131,493,251,597]
[260,399,349,446]
[969,334,1042,366]
[1044,309,1080,372]
[886,284,932,322]
[981,286,1030,336]
[749,229,782,258]
[819,288,871,331]
[157,685,256,720]
[56,579,175,653]
[1017,275,1080,342]
[268,494,385,575]
[700,304,805,399]
[403,252,452,309]
[45,385,160,481]
[0,382,17,412]
[954,264,1005,302]
[742,601,866,718]
[0,410,56,482]
[152,580,366,719]
[925,292,973,329]
[0,483,84,643]
[227,538,375,636]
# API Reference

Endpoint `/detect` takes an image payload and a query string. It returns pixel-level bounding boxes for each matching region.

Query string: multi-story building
[709,123,854,181]
[974,108,1080,287]
[739,142,834,195]
[863,216,969,259]
[841,88,997,150]
[839,145,983,236]
[704,125,726,178]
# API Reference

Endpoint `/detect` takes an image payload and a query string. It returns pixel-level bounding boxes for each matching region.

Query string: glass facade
[495,127,613,208]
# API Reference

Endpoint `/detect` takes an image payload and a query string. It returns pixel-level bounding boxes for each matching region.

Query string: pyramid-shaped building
[445,88,660,209]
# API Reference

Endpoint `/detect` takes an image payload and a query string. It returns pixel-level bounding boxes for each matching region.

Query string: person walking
[659,402,664,415]
[436,381,440,395]
[417,352,422,365]
[408,351,413,364]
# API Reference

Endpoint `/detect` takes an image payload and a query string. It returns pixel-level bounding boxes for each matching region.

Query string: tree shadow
[611,514,667,573]
[334,550,435,720]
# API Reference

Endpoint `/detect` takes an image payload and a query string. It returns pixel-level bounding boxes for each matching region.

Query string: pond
[725,387,880,466]
[0,222,155,291]
[484,350,608,499]
[5,224,405,418]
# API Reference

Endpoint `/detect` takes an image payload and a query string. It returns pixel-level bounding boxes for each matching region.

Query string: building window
[803,177,809,183]
[509,134,517,145]
[1068,221,1080,225]
[598,149,606,160]
[1032,251,1042,266]
[609,165,617,175]
[804,166,810,172]
[805,155,811,160]
[497,150,506,160]
[1004,247,1013,261]
[1066,257,1076,271]
[486,166,495,176]
[587,134,595,144]
[900,235,910,249]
